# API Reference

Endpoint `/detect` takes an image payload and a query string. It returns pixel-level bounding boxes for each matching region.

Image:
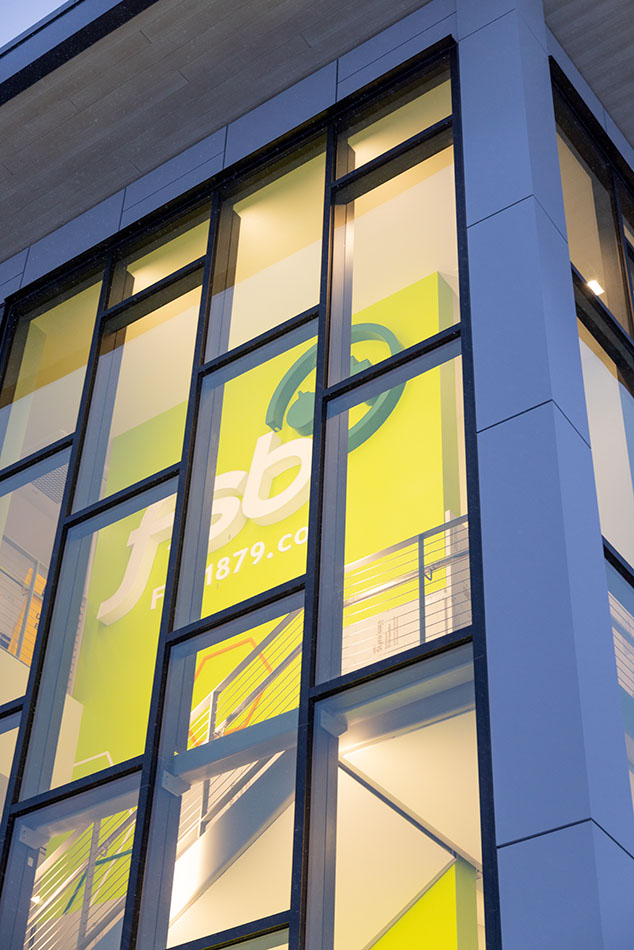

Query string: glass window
[318,349,469,682]
[137,599,302,949]
[307,646,485,949]
[0,450,69,704]
[336,67,451,177]
[0,712,20,814]
[577,320,634,567]
[329,145,459,383]
[73,278,201,509]
[606,562,634,810]
[0,276,101,468]
[177,324,317,627]
[557,127,630,333]
[205,143,325,358]
[0,775,139,950]
[109,206,210,305]
[619,187,634,306]
[21,479,177,798]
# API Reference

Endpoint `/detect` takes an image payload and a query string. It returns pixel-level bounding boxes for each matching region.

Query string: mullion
[8,756,144,822]
[198,306,319,383]
[310,628,473,704]
[0,699,22,723]
[0,434,73,488]
[117,192,220,950]
[449,40,502,950]
[323,324,461,407]
[610,169,634,337]
[0,255,117,878]
[100,255,205,329]
[64,460,180,531]
[166,912,289,950]
[165,574,306,650]
[331,117,453,205]
[290,122,337,950]
[614,180,634,323]
[573,268,634,388]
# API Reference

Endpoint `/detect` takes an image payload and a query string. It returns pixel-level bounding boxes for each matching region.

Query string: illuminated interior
[0,281,101,469]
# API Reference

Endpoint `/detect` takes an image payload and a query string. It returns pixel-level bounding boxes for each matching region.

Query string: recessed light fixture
[587,279,605,295]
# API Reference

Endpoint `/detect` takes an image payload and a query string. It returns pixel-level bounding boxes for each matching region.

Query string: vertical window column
[458,0,634,942]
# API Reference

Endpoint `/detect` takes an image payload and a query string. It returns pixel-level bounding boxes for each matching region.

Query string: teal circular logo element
[265,323,404,450]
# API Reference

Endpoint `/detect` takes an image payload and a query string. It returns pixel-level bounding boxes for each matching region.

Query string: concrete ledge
[0,249,28,287]
[337,11,456,100]
[0,275,23,305]
[21,191,125,286]
[120,129,226,228]
[337,0,455,80]
[224,63,337,168]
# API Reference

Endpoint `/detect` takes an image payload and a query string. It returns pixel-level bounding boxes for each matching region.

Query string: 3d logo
[98,323,403,624]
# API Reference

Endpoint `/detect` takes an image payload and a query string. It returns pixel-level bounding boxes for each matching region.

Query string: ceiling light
[587,279,605,295]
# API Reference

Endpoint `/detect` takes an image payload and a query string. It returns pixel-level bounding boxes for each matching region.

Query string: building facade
[0,0,633,947]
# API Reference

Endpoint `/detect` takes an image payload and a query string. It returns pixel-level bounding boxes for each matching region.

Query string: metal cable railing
[24,809,135,950]
[341,516,471,673]
[609,591,634,699]
[0,536,44,665]
[188,610,303,751]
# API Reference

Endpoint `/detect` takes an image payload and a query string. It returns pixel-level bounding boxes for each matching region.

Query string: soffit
[0,0,632,269]
[544,0,634,143]
[0,0,433,265]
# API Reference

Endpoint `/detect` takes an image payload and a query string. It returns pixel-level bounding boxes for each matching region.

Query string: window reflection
[0,277,101,468]
[606,562,634,810]
[557,129,629,332]
[578,321,634,567]
[206,144,325,357]
[109,206,210,305]
[0,450,69,705]
[307,646,485,949]
[22,481,177,797]
[137,602,301,949]
[330,146,459,383]
[74,280,201,509]
[177,326,316,626]
[318,351,469,682]
[336,68,451,177]
[0,775,139,950]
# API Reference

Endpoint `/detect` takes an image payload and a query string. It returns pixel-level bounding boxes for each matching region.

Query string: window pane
[21,480,177,797]
[336,68,451,176]
[307,646,485,950]
[329,146,459,383]
[0,775,139,950]
[137,602,301,949]
[578,321,634,566]
[0,450,69,704]
[205,145,325,358]
[318,350,469,682]
[109,206,210,305]
[606,562,634,811]
[177,326,316,626]
[219,937,288,950]
[74,281,201,509]
[619,187,634,307]
[0,277,101,468]
[0,713,19,814]
[557,129,629,332]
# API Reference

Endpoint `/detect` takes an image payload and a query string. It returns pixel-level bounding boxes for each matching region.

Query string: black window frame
[0,38,501,950]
